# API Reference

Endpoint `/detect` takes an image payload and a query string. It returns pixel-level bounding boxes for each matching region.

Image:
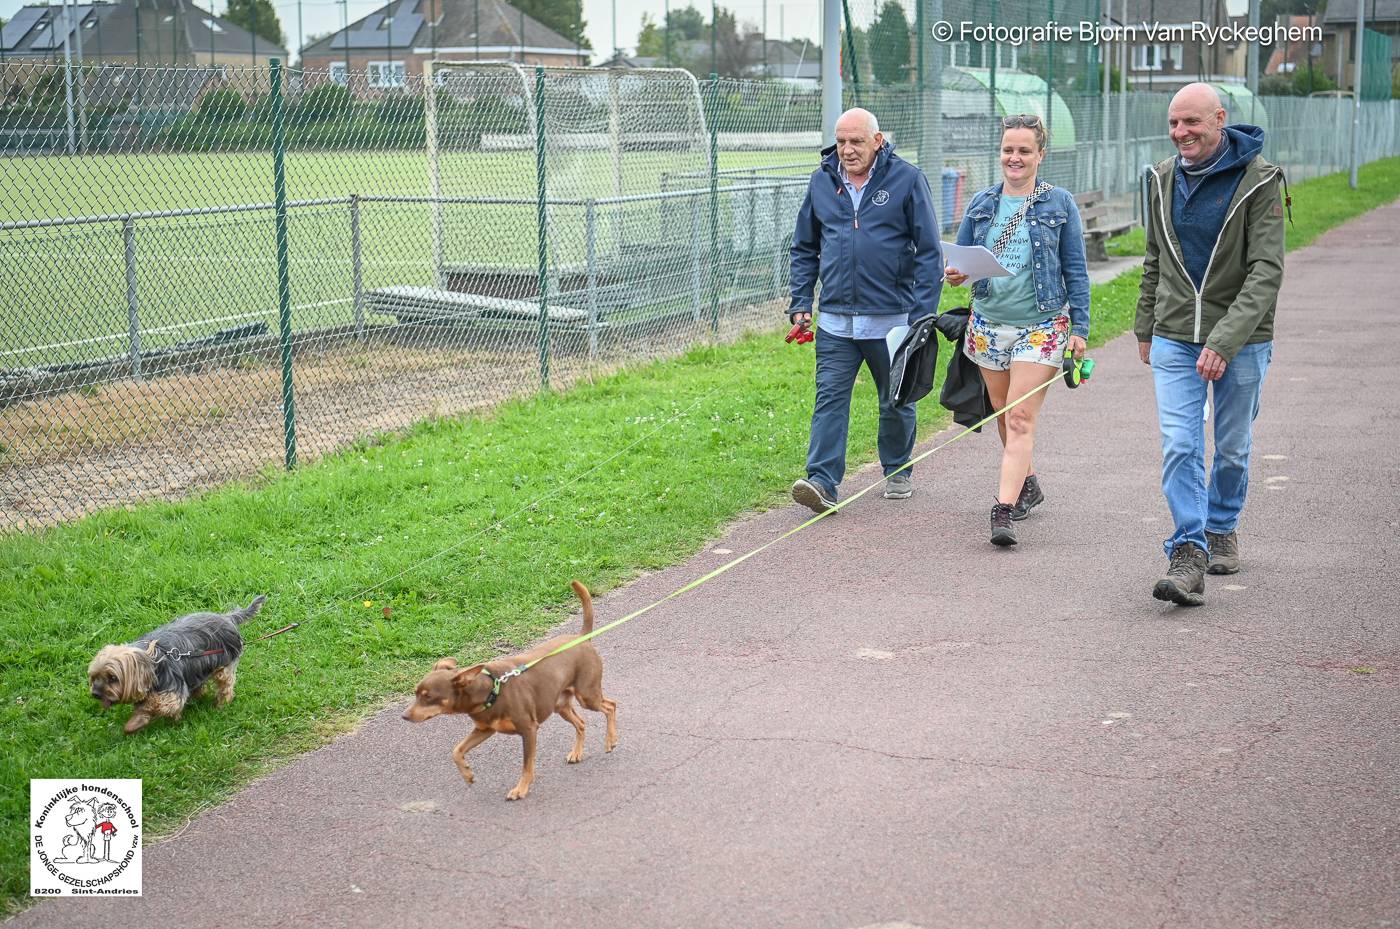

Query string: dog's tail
[570,581,594,634]
[232,595,268,625]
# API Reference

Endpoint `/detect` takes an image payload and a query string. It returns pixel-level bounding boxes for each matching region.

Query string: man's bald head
[836,107,880,137]
[1172,82,1224,113]
[833,108,884,182]
[1168,83,1227,164]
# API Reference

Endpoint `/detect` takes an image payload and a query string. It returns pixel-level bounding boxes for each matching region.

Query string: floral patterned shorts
[964,310,1071,371]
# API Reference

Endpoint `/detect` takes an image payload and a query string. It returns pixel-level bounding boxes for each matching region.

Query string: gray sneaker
[883,471,913,499]
[1152,542,1207,606]
[1206,530,1240,575]
[791,478,837,514]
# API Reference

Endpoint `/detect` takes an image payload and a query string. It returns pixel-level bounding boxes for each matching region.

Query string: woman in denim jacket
[945,115,1091,547]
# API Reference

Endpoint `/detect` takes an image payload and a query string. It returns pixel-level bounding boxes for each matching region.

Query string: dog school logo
[31,779,142,897]
[871,189,890,206]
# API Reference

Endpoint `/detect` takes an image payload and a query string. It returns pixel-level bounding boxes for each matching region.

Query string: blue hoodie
[1172,124,1265,289]
[789,142,944,322]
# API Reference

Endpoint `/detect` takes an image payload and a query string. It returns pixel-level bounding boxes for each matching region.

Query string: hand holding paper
[942,243,1012,284]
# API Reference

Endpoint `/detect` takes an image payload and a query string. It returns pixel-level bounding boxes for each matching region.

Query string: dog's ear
[144,640,159,657]
[432,657,458,671]
[452,664,485,687]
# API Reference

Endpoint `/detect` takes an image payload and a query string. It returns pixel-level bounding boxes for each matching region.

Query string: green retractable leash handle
[1062,347,1096,389]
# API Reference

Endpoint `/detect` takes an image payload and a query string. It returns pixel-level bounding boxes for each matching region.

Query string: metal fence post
[585,198,598,360]
[350,194,365,340]
[123,216,141,380]
[708,73,719,336]
[270,58,297,470]
[770,183,784,300]
[535,66,550,389]
[690,192,702,323]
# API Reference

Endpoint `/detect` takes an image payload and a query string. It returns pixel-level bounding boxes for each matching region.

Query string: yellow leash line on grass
[523,373,1061,670]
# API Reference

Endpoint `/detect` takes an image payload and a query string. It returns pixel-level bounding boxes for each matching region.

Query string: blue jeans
[806,327,918,495]
[1150,336,1273,558]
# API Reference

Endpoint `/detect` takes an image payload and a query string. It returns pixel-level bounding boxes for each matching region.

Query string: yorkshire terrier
[88,595,267,733]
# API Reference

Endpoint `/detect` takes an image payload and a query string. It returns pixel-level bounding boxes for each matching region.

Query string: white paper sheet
[885,324,911,365]
[942,242,1012,282]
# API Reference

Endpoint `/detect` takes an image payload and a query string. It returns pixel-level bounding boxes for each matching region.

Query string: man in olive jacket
[1136,82,1285,606]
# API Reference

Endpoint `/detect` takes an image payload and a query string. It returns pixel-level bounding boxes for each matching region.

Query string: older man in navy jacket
[788,107,944,514]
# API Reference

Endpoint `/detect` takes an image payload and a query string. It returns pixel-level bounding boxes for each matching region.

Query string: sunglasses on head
[1002,114,1042,129]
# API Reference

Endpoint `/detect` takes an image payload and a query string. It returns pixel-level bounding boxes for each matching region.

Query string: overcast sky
[0,0,1251,62]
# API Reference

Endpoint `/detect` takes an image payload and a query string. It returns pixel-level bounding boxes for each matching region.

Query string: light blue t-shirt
[975,195,1045,327]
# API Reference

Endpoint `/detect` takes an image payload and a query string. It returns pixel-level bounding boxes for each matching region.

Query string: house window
[329,62,348,86]
[1131,42,1184,72]
[950,41,1017,69]
[201,17,224,33]
[1132,43,1165,71]
[367,61,406,88]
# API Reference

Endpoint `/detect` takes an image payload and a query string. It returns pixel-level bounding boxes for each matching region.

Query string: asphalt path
[14,203,1399,929]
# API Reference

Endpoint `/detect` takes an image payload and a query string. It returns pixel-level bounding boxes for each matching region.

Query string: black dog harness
[479,665,528,709]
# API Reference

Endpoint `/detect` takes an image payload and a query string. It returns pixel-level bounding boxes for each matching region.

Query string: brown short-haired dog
[402,580,618,800]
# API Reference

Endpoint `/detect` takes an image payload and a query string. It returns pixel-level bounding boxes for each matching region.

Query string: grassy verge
[3,157,1398,912]
[1103,154,1400,258]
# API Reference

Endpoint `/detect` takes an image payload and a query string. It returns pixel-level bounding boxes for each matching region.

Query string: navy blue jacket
[788,143,944,323]
[1173,125,1262,289]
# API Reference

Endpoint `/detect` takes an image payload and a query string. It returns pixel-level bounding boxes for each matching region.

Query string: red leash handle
[785,322,814,345]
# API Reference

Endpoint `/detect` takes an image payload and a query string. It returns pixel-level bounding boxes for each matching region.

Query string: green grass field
[2,157,1398,913]
[0,148,813,366]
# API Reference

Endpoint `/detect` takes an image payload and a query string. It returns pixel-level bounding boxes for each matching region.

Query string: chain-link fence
[4,53,1400,531]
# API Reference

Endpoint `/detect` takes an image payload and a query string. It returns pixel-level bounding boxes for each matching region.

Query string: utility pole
[664,0,671,66]
[342,0,350,84]
[1246,0,1259,123]
[762,0,768,76]
[71,0,88,151]
[1350,0,1363,188]
[820,0,839,144]
[711,0,717,77]
[60,0,77,154]
[1118,0,1126,194]
[1100,0,1110,193]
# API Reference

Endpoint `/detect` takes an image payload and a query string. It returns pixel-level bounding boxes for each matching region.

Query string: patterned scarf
[989,181,1054,258]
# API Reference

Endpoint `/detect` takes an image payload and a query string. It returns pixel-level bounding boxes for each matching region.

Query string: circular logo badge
[872,189,890,206]
[31,779,142,896]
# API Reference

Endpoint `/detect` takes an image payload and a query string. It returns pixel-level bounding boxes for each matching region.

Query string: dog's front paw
[505,784,530,801]
[457,767,475,785]
[566,749,583,763]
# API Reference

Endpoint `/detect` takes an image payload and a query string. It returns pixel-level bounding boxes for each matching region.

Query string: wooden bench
[1074,189,1136,263]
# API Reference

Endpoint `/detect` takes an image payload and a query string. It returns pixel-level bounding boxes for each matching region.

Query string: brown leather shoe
[1206,530,1240,575]
[1152,543,1207,606]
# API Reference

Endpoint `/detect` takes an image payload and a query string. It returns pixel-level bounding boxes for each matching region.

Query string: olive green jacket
[1134,153,1286,361]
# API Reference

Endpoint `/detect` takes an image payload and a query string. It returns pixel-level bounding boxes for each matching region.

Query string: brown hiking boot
[1206,530,1240,575]
[1152,542,1207,606]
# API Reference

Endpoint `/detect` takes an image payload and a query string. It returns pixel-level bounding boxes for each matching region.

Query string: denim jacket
[955,183,1091,338]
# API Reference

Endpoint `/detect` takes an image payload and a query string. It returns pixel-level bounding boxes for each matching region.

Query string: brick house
[299,0,587,95]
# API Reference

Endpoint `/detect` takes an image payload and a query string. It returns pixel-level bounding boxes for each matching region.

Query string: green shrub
[296,82,353,122]
[198,88,249,122]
